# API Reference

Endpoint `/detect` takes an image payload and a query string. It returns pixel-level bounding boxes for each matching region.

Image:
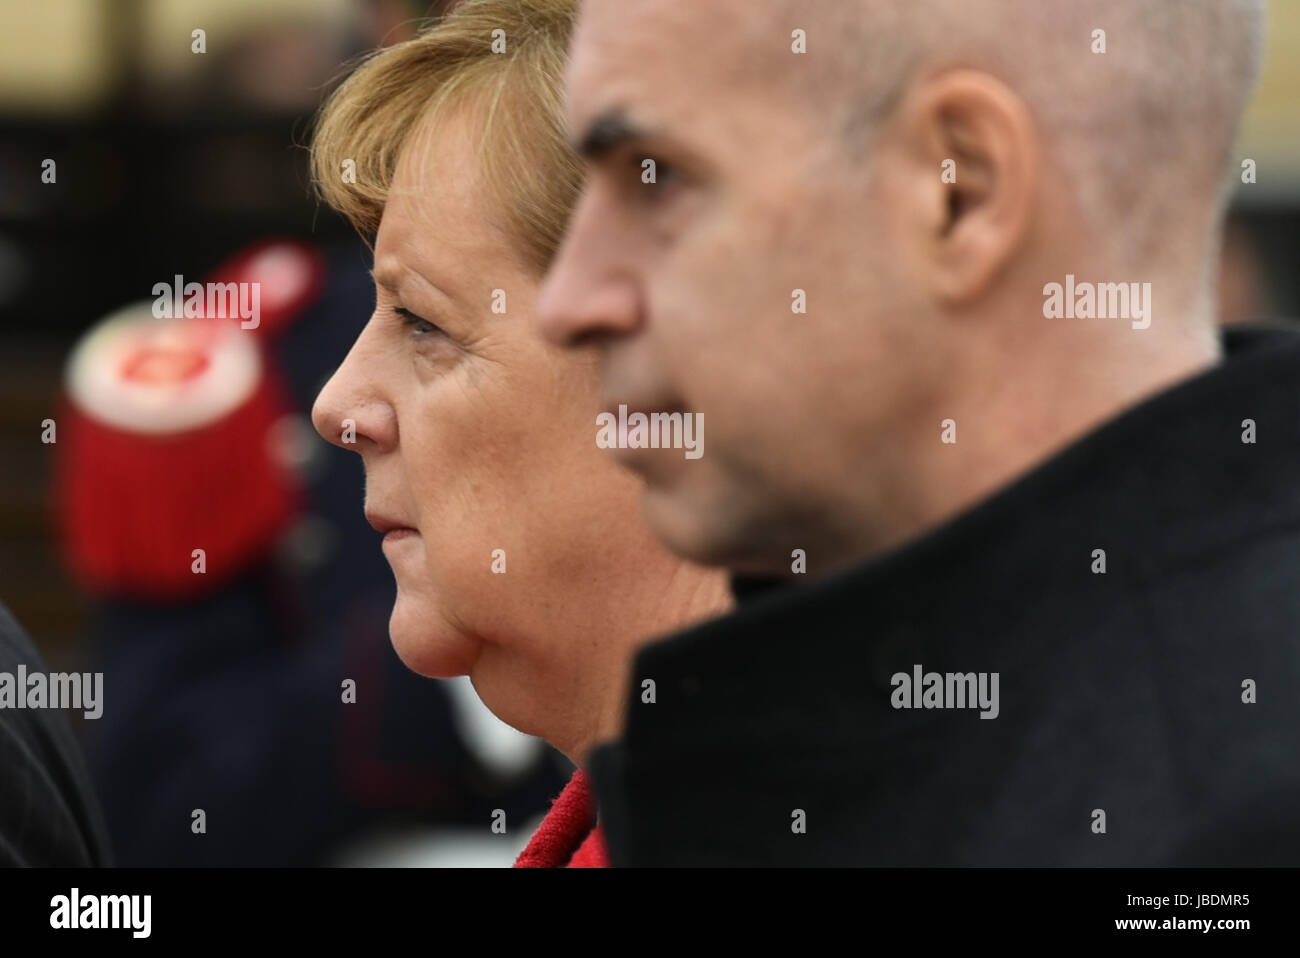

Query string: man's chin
[641,479,795,577]
[640,481,731,568]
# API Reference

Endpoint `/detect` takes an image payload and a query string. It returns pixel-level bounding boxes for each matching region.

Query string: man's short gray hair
[783,0,1267,268]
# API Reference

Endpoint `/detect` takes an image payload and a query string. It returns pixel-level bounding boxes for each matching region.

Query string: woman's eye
[394,306,443,339]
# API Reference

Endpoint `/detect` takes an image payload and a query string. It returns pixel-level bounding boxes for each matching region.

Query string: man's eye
[394,306,444,338]
[635,156,681,195]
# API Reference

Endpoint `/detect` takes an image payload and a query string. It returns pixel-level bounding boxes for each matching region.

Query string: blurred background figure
[0,0,570,866]
[0,0,1297,864]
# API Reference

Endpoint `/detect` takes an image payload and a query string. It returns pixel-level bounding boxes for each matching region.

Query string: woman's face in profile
[312,106,686,748]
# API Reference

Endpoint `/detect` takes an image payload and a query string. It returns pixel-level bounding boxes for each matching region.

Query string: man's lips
[600,397,688,423]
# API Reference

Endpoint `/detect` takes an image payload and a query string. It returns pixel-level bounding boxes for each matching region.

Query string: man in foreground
[537,0,1300,864]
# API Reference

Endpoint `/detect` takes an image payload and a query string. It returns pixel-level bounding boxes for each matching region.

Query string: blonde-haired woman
[310,0,729,866]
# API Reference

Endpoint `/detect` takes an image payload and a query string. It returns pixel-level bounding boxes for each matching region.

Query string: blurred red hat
[55,302,302,599]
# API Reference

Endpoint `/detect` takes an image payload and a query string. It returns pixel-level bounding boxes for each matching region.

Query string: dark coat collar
[589,323,1300,865]
[654,323,1300,675]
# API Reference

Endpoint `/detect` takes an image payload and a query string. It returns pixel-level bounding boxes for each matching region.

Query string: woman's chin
[388,599,481,678]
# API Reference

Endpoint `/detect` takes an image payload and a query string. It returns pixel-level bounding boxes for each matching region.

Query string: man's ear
[896,69,1039,305]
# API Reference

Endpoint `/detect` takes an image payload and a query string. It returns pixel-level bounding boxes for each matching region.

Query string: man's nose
[535,193,643,349]
[310,330,397,453]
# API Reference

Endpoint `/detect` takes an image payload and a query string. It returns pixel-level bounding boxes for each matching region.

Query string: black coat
[0,600,111,866]
[588,323,1300,866]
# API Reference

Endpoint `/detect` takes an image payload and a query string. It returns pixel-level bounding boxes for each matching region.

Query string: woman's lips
[380,527,420,562]
[365,510,417,535]
[365,511,420,550]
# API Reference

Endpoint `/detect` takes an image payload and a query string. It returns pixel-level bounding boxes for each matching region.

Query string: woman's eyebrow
[369,266,400,292]
[370,264,457,305]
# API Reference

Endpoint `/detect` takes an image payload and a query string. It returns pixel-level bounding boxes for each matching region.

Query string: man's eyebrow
[575,109,654,161]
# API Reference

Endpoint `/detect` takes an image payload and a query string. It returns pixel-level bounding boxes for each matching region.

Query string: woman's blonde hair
[311,0,579,272]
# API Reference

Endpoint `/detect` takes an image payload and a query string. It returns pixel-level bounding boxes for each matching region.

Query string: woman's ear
[896,69,1040,305]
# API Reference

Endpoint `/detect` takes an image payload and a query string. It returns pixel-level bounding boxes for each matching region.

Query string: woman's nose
[311,333,397,453]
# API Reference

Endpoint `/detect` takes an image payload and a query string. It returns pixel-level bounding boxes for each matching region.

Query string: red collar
[514,769,609,868]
